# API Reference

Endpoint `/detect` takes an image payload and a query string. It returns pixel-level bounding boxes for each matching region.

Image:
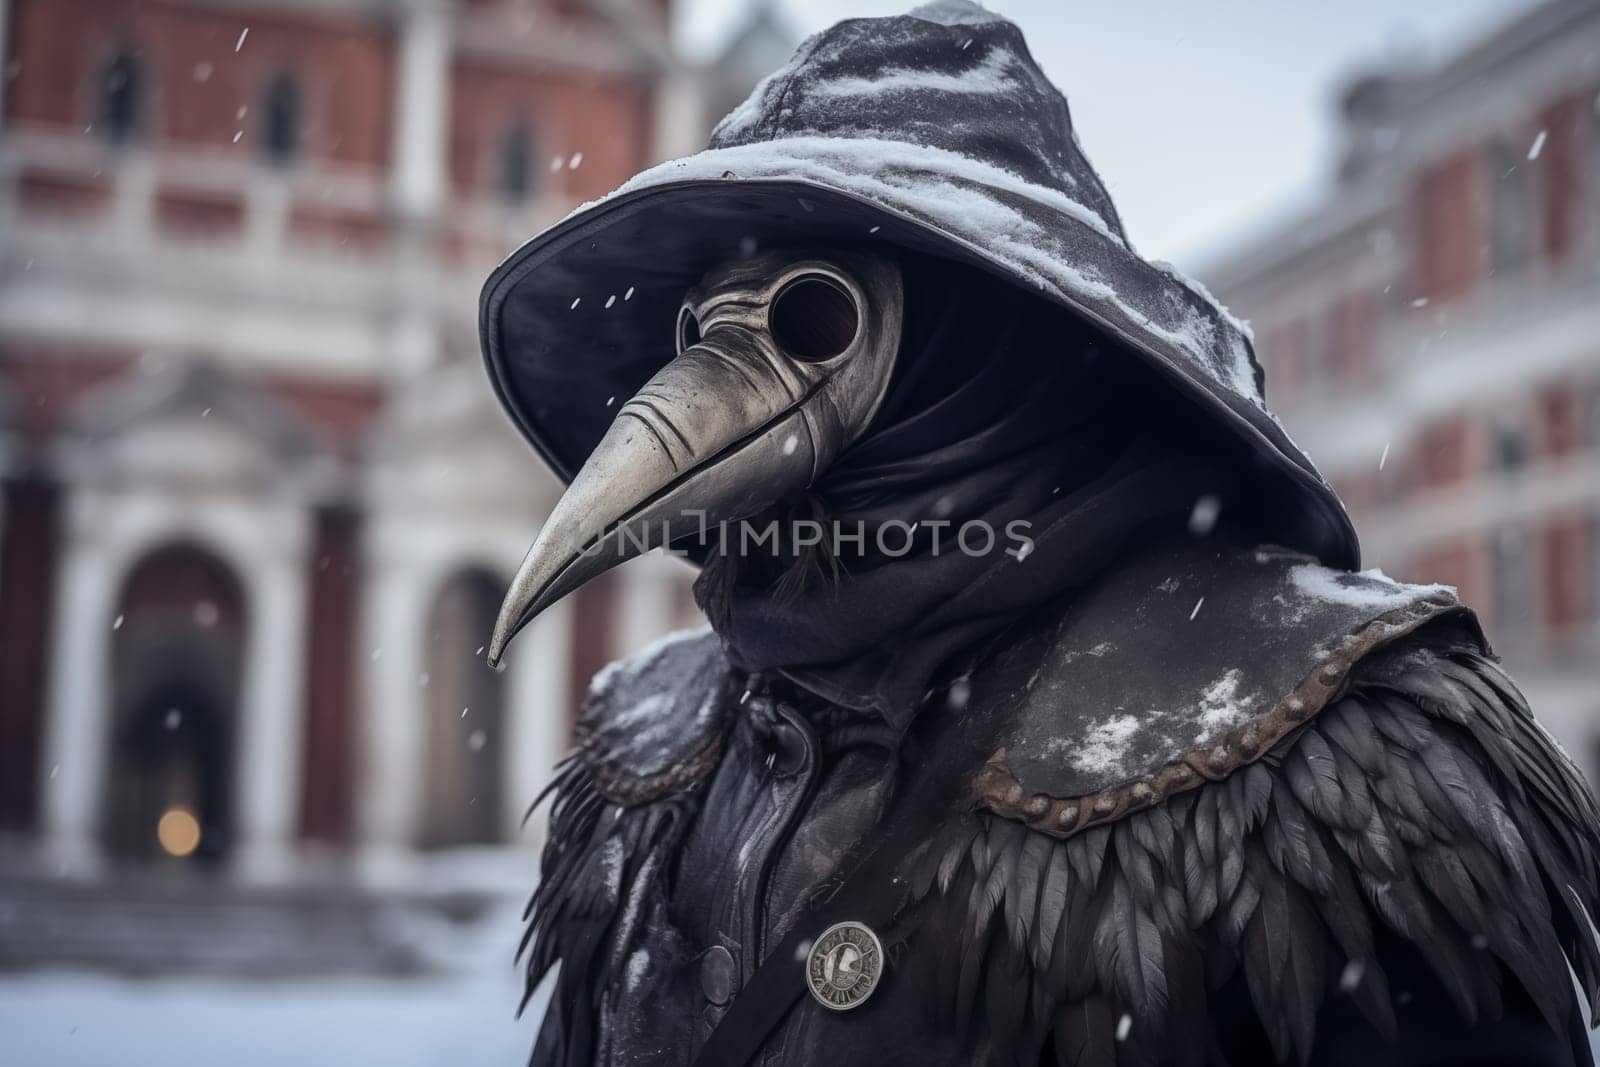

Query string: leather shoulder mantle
[970,542,1481,837]
[576,627,736,806]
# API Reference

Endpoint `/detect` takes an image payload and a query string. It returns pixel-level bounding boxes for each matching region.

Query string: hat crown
[711,3,1127,245]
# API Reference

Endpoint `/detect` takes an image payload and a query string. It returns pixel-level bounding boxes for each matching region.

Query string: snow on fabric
[1193,668,1260,744]
[586,625,712,699]
[535,0,1266,410]
[1063,713,1142,777]
[1285,563,1453,620]
[907,0,1008,26]
[573,138,1262,405]
[997,543,1461,800]
[1059,670,1260,780]
[582,627,727,782]
[478,0,1360,574]
[806,47,1024,104]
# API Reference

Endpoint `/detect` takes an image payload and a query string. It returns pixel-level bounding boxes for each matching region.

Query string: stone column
[616,554,682,657]
[388,0,451,381]
[392,0,450,225]
[356,553,429,885]
[232,534,310,883]
[506,596,573,849]
[37,491,115,876]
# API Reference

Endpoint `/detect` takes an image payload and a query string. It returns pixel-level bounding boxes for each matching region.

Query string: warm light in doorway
[157,807,202,858]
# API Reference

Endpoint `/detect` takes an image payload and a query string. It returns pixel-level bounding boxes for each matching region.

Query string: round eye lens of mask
[771,274,859,362]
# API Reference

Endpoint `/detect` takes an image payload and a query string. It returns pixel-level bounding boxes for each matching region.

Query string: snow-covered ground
[0,900,553,1067]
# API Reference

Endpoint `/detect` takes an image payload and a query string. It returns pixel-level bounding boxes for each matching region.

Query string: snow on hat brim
[479,7,1359,570]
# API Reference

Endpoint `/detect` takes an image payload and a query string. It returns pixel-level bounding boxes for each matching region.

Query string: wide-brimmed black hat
[479,0,1359,569]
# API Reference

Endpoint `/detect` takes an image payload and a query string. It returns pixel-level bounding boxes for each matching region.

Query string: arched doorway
[104,544,246,864]
[420,568,507,848]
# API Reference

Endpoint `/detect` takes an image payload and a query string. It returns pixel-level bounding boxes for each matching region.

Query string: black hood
[702,253,1241,722]
[478,0,1358,571]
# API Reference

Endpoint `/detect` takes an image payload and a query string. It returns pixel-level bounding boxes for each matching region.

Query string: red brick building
[1205,0,1600,778]
[0,0,726,909]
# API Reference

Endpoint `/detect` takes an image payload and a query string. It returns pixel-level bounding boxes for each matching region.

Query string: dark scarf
[699,256,1231,727]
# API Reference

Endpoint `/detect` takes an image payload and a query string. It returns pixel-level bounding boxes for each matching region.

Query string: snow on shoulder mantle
[577,627,734,807]
[971,543,1476,839]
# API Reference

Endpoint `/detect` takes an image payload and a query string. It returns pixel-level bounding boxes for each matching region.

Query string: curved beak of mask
[487,248,904,667]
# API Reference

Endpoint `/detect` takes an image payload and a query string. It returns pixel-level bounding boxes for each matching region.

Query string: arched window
[261,72,302,166]
[1488,136,1528,277]
[420,568,508,848]
[98,48,144,146]
[500,119,537,203]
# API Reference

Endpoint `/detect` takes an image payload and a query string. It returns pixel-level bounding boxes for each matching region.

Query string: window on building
[1589,386,1600,452]
[1493,525,1531,642]
[98,48,144,146]
[499,119,537,203]
[1495,422,1527,474]
[1592,103,1600,209]
[261,73,302,166]
[1489,136,1529,276]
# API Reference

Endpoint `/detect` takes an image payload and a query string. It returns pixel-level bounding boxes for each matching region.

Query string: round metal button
[700,944,737,1006]
[804,921,883,1011]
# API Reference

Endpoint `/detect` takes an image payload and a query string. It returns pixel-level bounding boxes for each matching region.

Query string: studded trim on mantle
[972,590,1471,839]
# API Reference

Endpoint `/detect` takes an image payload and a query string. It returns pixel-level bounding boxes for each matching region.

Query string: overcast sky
[675,0,1543,270]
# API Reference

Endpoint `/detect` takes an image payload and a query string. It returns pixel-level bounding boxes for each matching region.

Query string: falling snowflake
[1339,959,1365,993]
[605,294,616,308]
[1378,442,1390,471]
[549,155,565,172]
[624,286,635,301]
[467,729,487,752]
[113,614,125,630]
[605,395,616,407]
[1410,297,1429,309]
[460,706,470,719]
[782,434,799,456]
[1189,597,1205,621]
[946,677,972,711]
[165,708,182,731]
[568,152,584,170]
[234,27,249,52]
[1187,493,1222,536]
[49,764,60,781]
[193,61,213,83]
[570,297,581,310]
[1115,1014,1132,1042]
[1527,130,1547,160]
[232,131,243,144]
